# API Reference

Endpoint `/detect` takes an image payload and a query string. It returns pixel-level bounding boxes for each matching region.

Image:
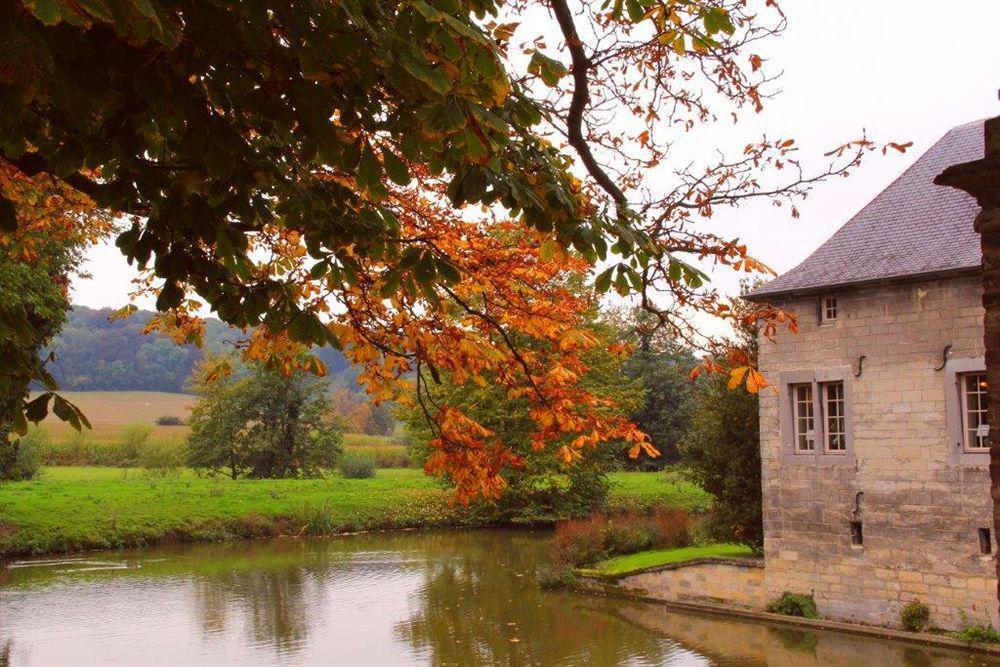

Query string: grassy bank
[584,543,755,577]
[0,468,711,557]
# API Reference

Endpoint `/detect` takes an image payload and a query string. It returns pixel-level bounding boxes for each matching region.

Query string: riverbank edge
[0,513,541,560]
[573,573,1000,656]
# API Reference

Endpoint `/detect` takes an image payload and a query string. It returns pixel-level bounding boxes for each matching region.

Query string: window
[821,297,838,322]
[961,373,989,451]
[792,383,815,452]
[823,382,847,452]
[850,521,863,547]
[979,528,993,555]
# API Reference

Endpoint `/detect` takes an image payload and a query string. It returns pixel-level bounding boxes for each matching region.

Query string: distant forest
[45,306,357,393]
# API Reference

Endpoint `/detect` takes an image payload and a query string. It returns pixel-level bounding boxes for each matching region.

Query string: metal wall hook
[851,491,864,517]
[854,355,866,377]
[934,344,952,371]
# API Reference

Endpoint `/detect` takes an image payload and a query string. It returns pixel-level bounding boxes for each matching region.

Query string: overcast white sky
[71,0,1000,312]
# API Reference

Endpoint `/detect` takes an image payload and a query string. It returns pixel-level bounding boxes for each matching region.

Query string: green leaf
[358,146,387,200]
[156,280,185,311]
[626,0,645,23]
[436,257,460,283]
[399,52,451,95]
[539,239,556,262]
[381,147,411,186]
[23,0,65,24]
[24,393,53,423]
[594,267,613,293]
[527,51,567,87]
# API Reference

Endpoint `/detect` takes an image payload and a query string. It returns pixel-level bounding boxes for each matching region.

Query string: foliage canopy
[186,360,343,479]
[2,0,903,499]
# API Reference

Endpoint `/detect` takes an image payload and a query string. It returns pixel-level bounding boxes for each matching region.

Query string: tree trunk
[978,208,1000,624]
[936,114,1000,626]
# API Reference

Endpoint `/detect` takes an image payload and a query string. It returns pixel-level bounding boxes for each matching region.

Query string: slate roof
[749,120,984,300]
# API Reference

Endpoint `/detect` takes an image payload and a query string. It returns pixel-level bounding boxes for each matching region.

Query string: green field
[0,467,711,557]
[28,390,410,468]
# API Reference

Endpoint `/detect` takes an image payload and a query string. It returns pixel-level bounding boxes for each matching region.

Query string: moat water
[0,530,995,666]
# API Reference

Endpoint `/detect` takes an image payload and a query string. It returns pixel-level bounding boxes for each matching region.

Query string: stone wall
[611,558,765,607]
[758,274,996,630]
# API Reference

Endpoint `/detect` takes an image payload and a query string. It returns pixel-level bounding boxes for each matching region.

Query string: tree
[3,0,902,498]
[681,290,762,548]
[186,359,343,479]
[404,304,644,518]
[935,115,1000,627]
[0,162,111,477]
[609,308,698,468]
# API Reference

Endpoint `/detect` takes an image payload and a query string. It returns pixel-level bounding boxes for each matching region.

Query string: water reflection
[0,530,996,666]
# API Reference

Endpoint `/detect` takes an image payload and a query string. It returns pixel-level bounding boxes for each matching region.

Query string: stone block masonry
[758,275,996,630]
[610,558,766,608]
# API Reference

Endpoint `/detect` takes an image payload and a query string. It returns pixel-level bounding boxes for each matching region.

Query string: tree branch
[549,0,630,211]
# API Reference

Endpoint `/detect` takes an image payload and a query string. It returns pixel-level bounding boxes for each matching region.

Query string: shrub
[338,454,375,479]
[550,515,608,567]
[295,501,338,535]
[953,611,1000,643]
[536,565,578,590]
[186,360,342,479]
[550,508,691,567]
[766,592,819,619]
[679,286,762,549]
[953,624,1000,644]
[0,428,44,480]
[139,439,183,478]
[900,601,930,632]
[115,423,153,466]
[155,415,184,426]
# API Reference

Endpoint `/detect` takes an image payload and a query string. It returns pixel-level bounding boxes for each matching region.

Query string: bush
[115,423,153,466]
[953,624,1000,644]
[900,601,930,632]
[679,287,762,549]
[767,592,819,619]
[338,454,375,479]
[550,508,691,567]
[536,565,578,590]
[155,415,184,426]
[0,428,44,480]
[139,439,183,478]
[186,360,342,479]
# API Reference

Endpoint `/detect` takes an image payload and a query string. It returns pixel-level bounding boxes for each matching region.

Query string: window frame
[822,381,847,454]
[791,383,815,453]
[779,369,854,464]
[959,372,989,453]
[944,357,989,465]
[819,296,838,324]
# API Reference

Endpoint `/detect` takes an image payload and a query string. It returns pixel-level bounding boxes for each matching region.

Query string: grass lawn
[585,543,755,577]
[0,467,709,557]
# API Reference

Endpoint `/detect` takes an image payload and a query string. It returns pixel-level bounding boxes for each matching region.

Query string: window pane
[792,384,814,451]
[962,373,989,450]
[824,382,846,452]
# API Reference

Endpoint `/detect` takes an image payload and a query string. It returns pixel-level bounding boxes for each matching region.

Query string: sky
[70,0,1000,313]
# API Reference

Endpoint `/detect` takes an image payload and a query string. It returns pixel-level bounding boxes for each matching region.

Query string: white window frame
[960,372,989,452]
[791,383,815,453]
[780,369,853,464]
[822,381,847,453]
[821,296,838,323]
[944,358,988,465]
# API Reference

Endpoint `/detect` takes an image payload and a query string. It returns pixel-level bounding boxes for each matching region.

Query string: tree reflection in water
[394,530,688,665]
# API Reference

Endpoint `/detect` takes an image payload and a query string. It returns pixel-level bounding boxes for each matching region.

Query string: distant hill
[45,305,357,393]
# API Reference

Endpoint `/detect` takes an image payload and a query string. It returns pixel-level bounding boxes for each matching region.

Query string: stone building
[748,119,997,631]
